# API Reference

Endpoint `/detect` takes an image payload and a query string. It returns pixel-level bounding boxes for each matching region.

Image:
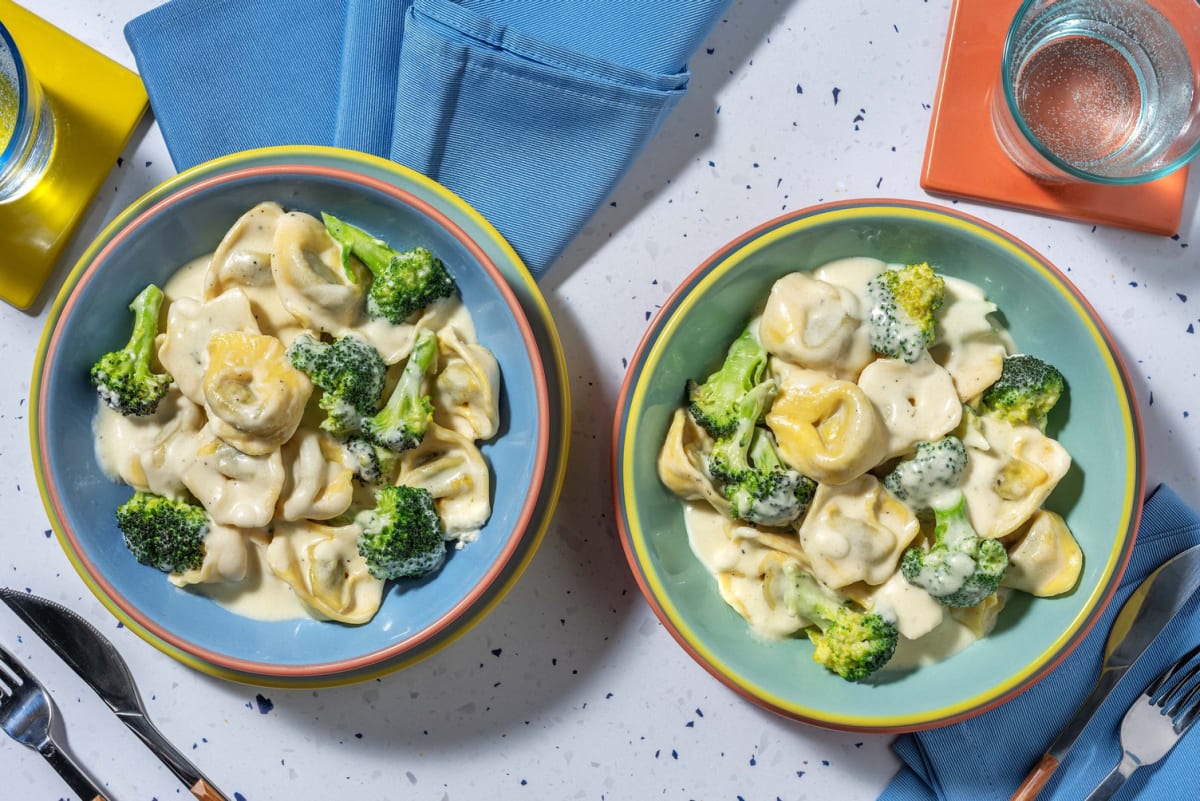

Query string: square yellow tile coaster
[0,0,148,309]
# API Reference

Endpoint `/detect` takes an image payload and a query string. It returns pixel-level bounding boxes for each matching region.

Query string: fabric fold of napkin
[123,0,733,278]
[880,483,1200,801]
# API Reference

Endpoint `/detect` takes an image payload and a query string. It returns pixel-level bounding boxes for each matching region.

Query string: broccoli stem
[363,328,438,451]
[322,212,388,282]
[125,284,164,362]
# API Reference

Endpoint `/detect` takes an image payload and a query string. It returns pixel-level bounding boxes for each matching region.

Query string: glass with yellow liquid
[0,19,54,202]
[992,0,1200,184]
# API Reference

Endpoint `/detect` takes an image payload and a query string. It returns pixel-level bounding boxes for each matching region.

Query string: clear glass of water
[992,0,1200,184]
[0,20,55,202]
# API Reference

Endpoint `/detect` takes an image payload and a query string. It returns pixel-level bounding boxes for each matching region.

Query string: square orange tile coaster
[0,0,148,310]
[921,0,1187,236]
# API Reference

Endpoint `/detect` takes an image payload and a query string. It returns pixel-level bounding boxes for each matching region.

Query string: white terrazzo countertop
[1,1,1196,799]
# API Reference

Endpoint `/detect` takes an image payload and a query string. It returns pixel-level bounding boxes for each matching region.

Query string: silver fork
[1082,641,1200,801]
[0,644,108,801]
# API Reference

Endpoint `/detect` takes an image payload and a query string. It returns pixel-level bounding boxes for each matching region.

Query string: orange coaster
[0,0,148,310]
[921,0,1188,236]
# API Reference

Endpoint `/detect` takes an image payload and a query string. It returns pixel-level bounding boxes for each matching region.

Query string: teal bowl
[613,199,1143,732]
[32,147,570,687]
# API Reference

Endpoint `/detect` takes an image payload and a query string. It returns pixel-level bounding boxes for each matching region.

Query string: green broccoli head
[322,213,457,324]
[354,483,446,580]
[779,563,897,681]
[89,284,174,416]
[866,261,946,363]
[712,412,815,528]
[362,328,438,452]
[114,491,208,573]
[883,436,967,511]
[900,492,1008,608]
[288,332,387,437]
[686,325,770,438]
[980,354,1065,427]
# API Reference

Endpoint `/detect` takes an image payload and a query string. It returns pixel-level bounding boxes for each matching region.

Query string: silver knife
[1010,541,1200,801]
[0,588,231,801]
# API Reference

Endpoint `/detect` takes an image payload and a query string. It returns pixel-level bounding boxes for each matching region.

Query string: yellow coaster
[0,1,147,309]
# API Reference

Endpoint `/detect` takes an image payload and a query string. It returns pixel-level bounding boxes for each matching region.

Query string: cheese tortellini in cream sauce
[660,256,1079,678]
[92,203,503,624]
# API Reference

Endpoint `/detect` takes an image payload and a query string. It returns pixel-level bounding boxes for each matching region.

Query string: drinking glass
[0,19,55,202]
[991,0,1200,184]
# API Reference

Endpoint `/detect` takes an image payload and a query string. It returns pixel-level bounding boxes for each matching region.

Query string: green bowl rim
[612,198,1144,732]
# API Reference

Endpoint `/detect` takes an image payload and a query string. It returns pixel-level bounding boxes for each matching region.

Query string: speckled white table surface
[1,1,1197,799]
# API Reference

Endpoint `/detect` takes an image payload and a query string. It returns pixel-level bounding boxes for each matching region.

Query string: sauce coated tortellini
[766,371,887,485]
[202,331,312,456]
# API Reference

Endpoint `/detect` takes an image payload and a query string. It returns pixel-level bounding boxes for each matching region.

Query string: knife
[1010,541,1200,801]
[0,589,231,801]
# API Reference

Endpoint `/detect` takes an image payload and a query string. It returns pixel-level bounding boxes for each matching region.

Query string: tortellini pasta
[658,408,730,514]
[766,372,888,485]
[929,276,1009,403]
[202,331,312,456]
[157,288,260,406]
[1002,510,1083,597]
[91,202,504,626]
[399,422,492,539]
[759,272,875,379]
[797,475,920,588]
[182,428,286,528]
[203,201,305,342]
[660,256,1076,677]
[277,430,355,522]
[271,210,367,334]
[265,521,384,624]
[433,325,500,440]
[959,414,1071,539]
[857,352,962,458]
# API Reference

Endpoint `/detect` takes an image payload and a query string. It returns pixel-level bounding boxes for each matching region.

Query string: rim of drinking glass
[1000,0,1200,185]
[0,21,31,171]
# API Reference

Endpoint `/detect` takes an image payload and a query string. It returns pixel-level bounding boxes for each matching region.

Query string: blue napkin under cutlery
[123,0,733,279]
[880,483,1200,801]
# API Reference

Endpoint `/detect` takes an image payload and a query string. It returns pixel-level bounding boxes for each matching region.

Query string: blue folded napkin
[123,0,733,278]
[880,483,1200,801]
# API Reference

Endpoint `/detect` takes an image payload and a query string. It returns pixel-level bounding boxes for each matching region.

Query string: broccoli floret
[362,328,438,452]
[686,325,770,438]
[778,562,897,681]
[288,333,387,437]
[706,383,815,527]
[883,436,968,511]
[900,492,1008,608]
[979,354,1065,428]
[344,435,400,485]
[89,284,173,416]
[866,261,945,363]
[322,213,457,324]
[354,483,446,580]
[114,491,208,573]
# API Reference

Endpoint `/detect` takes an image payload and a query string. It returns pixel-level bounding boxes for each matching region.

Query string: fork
[0,645,108,801]
[1082,641,1200,801]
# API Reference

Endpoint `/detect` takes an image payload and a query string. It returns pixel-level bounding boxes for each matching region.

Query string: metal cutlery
[0,644,108,801]
[1011,541,1200,800]
[0,589,230,801]
[1081,642,1200,801]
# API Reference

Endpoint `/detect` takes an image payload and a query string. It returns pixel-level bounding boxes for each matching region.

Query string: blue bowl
[614,199,1143,731]
[33,148,569,686]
